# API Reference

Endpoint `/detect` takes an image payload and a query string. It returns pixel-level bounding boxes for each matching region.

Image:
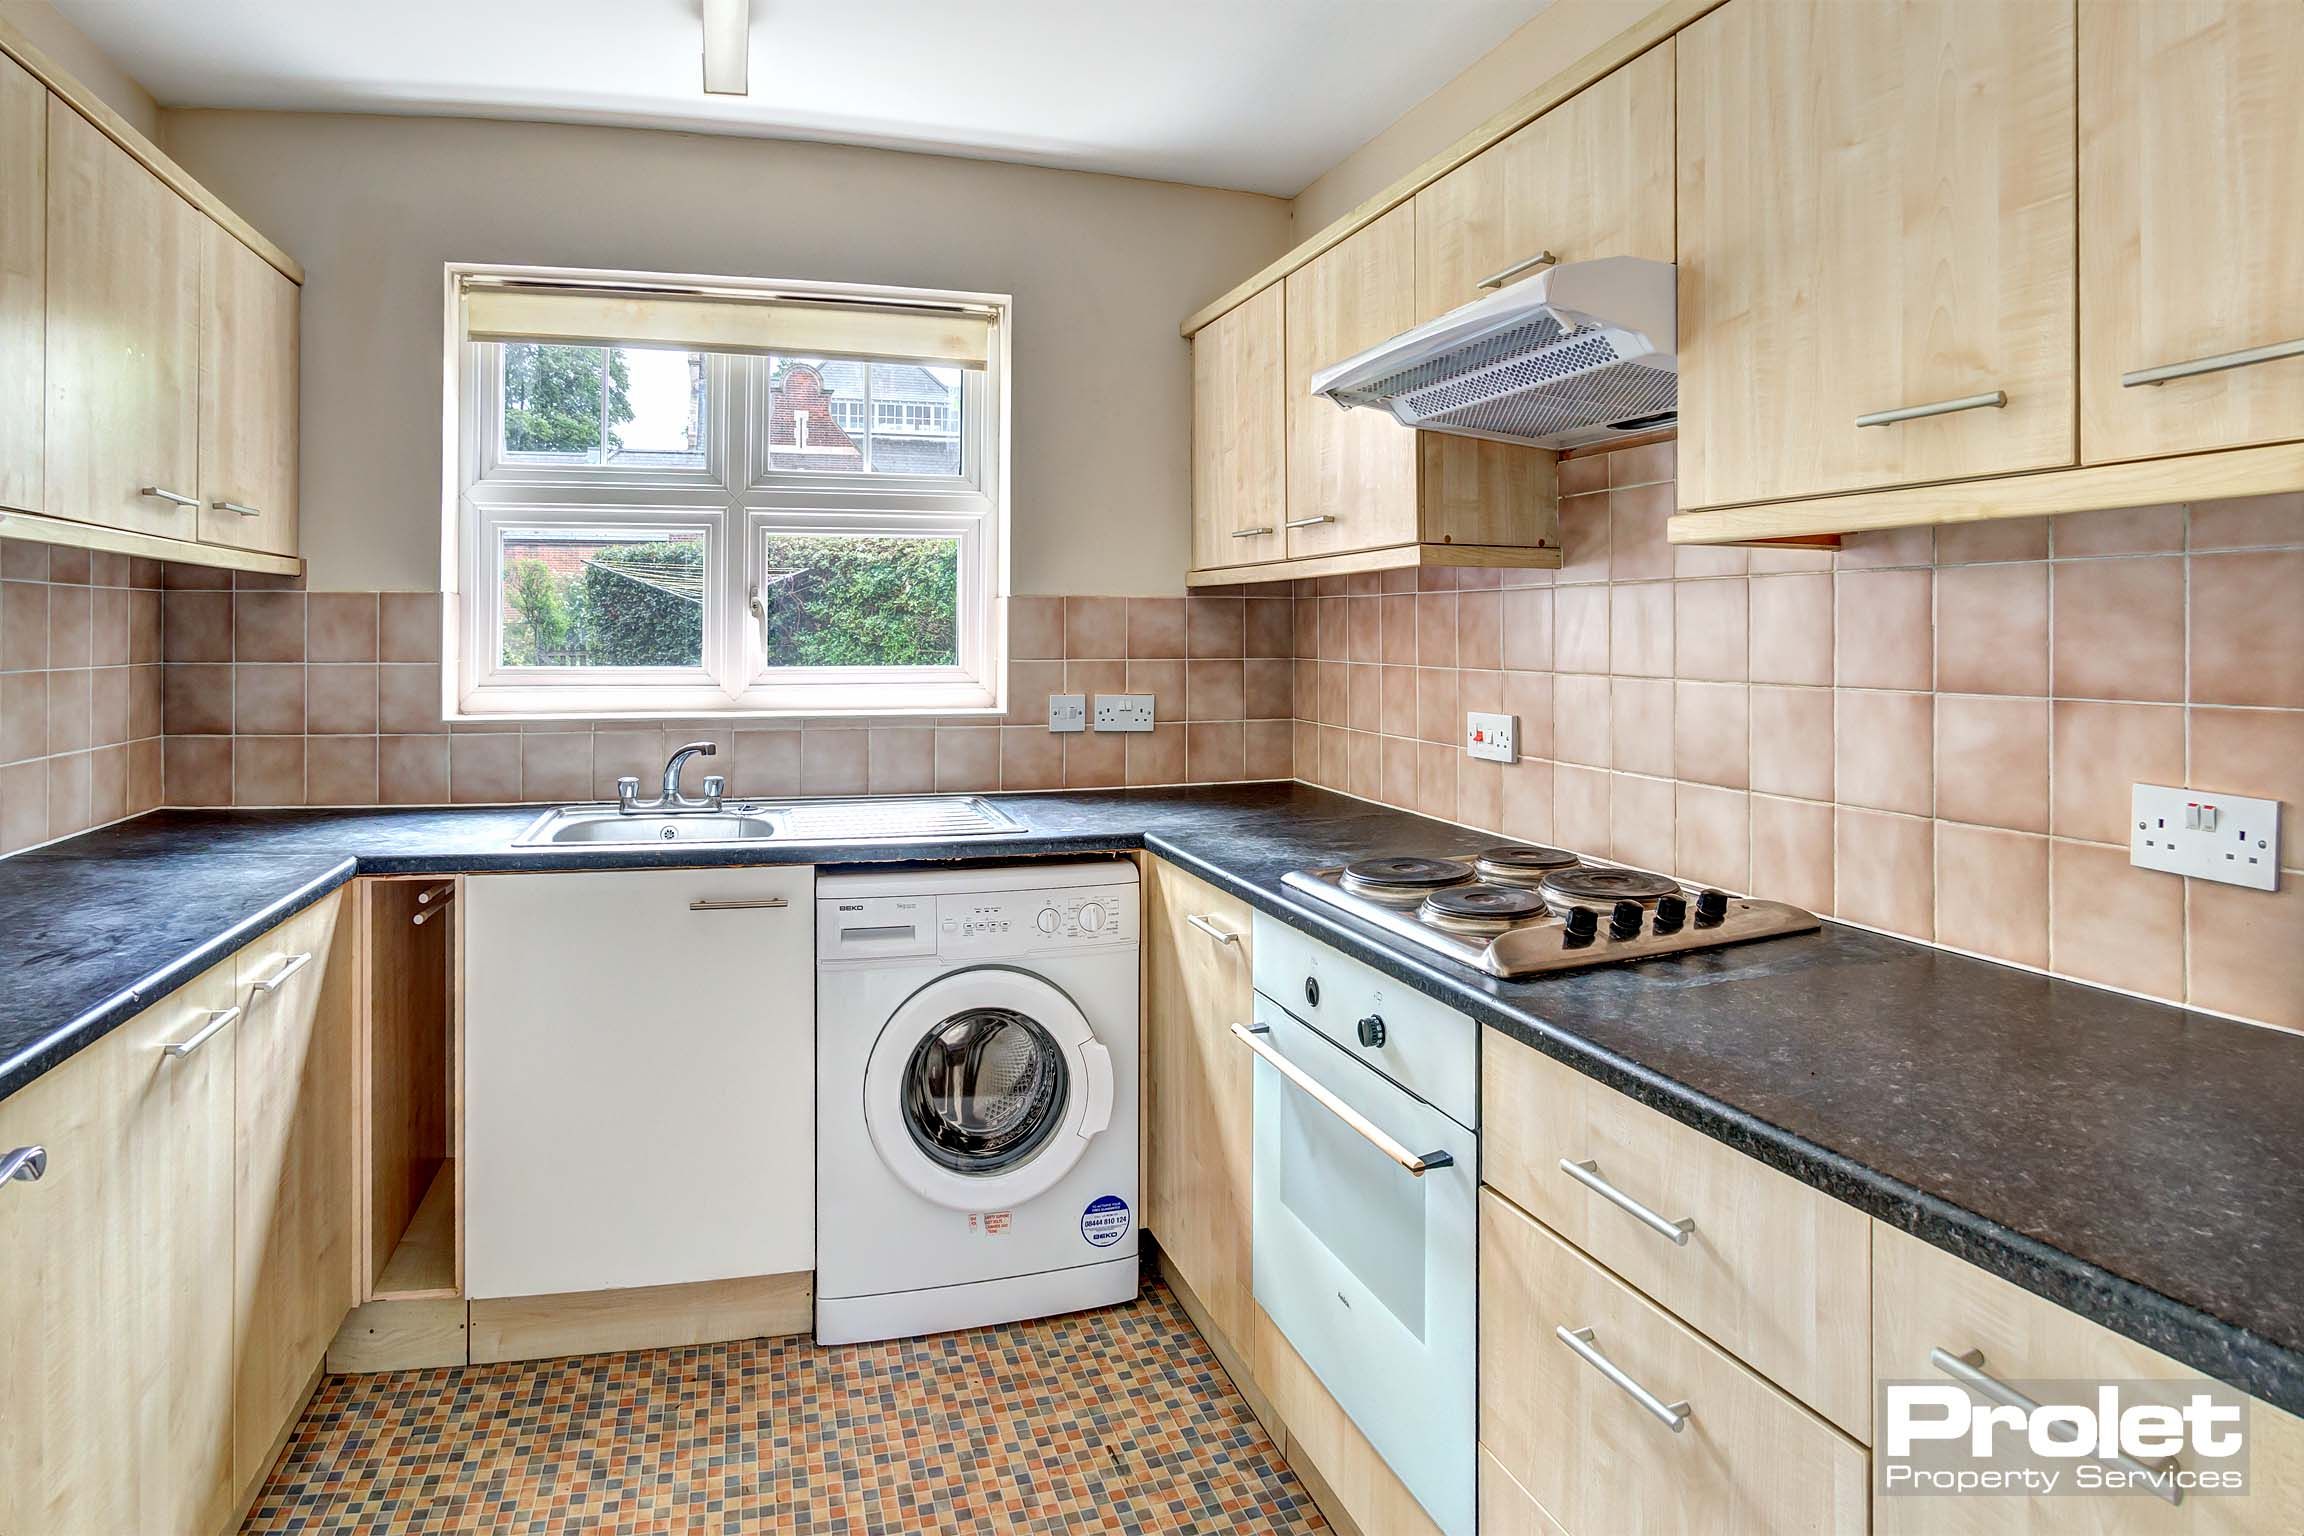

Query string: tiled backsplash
[155,571,1296,807]
[0,542,166,853]
[1290,446,2304,1032]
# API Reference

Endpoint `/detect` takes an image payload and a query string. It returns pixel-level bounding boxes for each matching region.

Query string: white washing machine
[815,861,1140,1346]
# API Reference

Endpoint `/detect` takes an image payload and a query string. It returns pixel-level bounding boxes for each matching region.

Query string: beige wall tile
[2051,504,2183,558]
[1752,795,1833,913]
[1186,660,1245,723]
[377,734,447,805]
[1609,677,1674,778]
[2050,840,2181,1002]
[1125,597,1185,658]
[1552,673,1610,768]
[308,736,379,805]
[448,733,520,804]
[1748,572,1833,687]
[1935,695,2049,834]
[2187,492,2304,552]
[802,730,871,795]
[1557,493,1611,583]
[1935,824,2049,969]
[1554,763,1610,855]
[1064,596,1128,659]
[1553,586,1609,674]
[867,729,935,795]
[1456,590,1501,671]
[1416,667,1460,745]
[2050,557,2184,702]
[1499,757,1553,845]
[1836,690,1933,816]
[1749,685,1835,802]
[1244,719,1294,781]
[1935,517,2048,565]
[2190,550,2304,708]
[1609,773,1674,873]
[2190,707,2303,869]
[1672,577,1746,682]
[2186,880,2302,1032]
[1834,569,1932,689]
[1609,483,1674,582]
[1498,587,1552,672]
[2050,701,2184,844]
[1184,596,1244,659]
[1674,681,1749,790]
[1416,741,1458,821]
[1187,721,1244,785]
[932,728,999,792]
[1835,808,1933,940]
[1935,562,2047,697]
[1609,582,1673,678]
[235,665,305,736]
[1674,782,1750,892]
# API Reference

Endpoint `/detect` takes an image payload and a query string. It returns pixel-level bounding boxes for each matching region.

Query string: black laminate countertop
[3,784,2298,1416]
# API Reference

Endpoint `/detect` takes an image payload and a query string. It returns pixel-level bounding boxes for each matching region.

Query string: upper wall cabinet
[1414,40,1676,325]
[1675,0,2077,511]
[199,221,300,557]
[1191,283,1287,572]
[44,96,203,541]
[2080,0,2304,464]
[0,52,41,515]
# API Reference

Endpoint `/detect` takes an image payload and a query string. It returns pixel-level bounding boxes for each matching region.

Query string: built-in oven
[1244,915,1479,1536]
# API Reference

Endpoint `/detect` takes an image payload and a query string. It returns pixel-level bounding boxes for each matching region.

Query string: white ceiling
[52,0,1559,196]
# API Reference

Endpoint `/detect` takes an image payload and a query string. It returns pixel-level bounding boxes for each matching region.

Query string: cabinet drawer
[1481,1190,1868,1536]
[1482,1031,1871,1439]
[1873,1223,2304,1534]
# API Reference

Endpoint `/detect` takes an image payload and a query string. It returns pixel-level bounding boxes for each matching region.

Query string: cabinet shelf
[372,1158,456,1300]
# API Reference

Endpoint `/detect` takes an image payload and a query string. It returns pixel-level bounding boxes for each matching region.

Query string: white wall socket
[1048,693,1086,733]
[1093,693,1155,732]
[2130,783,2279,891]
[1466,710,1516,763]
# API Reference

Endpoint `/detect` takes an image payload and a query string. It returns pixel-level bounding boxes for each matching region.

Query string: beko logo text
[837,903,866,912]
[1880,1379,2249,1498]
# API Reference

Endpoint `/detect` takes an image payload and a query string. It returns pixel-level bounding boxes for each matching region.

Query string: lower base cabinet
[0,960,239,1536]
[1480,1188,1869,1536]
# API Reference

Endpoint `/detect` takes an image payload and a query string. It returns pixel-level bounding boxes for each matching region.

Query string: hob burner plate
[1340,856,1475,901]
[1538,866,1679,913]
[1421,883,1550,934]
[1473,845,1581,884]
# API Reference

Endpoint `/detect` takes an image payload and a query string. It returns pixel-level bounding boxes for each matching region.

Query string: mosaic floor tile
[242,1276,1328,1534]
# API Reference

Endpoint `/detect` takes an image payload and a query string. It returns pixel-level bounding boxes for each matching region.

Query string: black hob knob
[1356,1014,1387,1049]
[1654,893,1687,933]
[1694,889,1730,926]
[1609,899,1645,940]
[1562,905,1598,944]
[1304,976,1321,1008]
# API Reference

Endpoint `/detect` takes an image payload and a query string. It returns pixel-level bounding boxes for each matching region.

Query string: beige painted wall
[1290,0,1671,234]
[0,0,158,138]
[160,110,1290,594]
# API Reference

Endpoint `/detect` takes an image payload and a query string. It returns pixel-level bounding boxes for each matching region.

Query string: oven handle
[1231,1022,1455,1177]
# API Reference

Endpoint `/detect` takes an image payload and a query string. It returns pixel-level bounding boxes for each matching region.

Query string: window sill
[453,683,1005,723]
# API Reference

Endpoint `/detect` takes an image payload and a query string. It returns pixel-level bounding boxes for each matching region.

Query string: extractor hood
[1309,255,1676,451]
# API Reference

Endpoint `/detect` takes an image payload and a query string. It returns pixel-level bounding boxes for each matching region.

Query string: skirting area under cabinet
[242,1273,1328,1534]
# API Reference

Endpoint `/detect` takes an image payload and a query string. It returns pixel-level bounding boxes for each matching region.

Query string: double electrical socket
[1048,693,1156,733]
[1466,711,1516,763]
[2130,783,2280,891]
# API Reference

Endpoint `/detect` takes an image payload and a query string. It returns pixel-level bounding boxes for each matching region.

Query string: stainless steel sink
[508,795,1025,848]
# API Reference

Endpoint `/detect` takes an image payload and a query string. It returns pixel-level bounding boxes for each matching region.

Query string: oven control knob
[1304,976,1321,1008]
[1653,894,1688,934]
[1562,906,1598,943]
[1608,900,1645,941]
[1355,1014,1387,1049]
[1694,889,1730,926]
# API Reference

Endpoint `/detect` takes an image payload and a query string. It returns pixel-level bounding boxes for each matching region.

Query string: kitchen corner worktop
[3,784,2299,1417]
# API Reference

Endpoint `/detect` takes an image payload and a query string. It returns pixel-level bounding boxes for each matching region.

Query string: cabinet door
[2080,0,2304,463]
[1677,0,2076,509]
[1415,41,1678,325]
[1285,203,1420,558]
[44,97,200,537]
[0,962,236,1536]
[463,866,815,1299]
[199,219,299,555]
[1191,283,1286,572]
[232,891,358,1492]
[0,54,41,514]
[1144,857,1254,1346]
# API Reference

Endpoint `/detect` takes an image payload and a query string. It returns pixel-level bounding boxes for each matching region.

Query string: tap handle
[616,775,640,808]
[701,774,726,801]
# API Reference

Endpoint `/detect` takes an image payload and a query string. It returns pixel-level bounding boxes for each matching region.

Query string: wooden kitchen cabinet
[43,94,202,539]
[1482,1189,1868,1536]
[1675,0,2077,511]
[231,890,359,1494]
[1144,856,1256,1348]
[1414,40,1676,324]
[199,217,300,556]
[0,51,41,514]
[1191,283,1287,573]
[2080,0,2304,464]
[1873,1223,2304,1535]
[0,961,238,1536]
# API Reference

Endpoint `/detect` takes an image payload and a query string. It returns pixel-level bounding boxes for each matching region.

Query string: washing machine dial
[1076,902,1106,934]
[1035,907,1059,935]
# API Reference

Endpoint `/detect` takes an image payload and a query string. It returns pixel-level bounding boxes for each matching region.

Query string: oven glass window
[902,1008,1069,1174]
[1278,1072,1429,1335]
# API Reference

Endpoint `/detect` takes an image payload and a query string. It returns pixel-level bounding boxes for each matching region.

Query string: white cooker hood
[1309,255,1677,451]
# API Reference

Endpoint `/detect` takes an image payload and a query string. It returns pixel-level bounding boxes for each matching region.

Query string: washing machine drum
[862,967,1115,1212]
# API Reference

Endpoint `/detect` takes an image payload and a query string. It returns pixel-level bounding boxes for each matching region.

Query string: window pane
[498,529,706,668]
[499,344,707,469]
[765,356,963,476]
[758,533,959,667]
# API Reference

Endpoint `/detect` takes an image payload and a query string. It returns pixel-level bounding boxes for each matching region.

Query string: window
[449,267,1008,719]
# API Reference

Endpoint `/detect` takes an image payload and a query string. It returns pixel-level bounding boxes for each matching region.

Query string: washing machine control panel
[937,889,1136,955]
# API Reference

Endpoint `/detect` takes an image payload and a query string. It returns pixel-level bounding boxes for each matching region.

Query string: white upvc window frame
[444,263,1009,722]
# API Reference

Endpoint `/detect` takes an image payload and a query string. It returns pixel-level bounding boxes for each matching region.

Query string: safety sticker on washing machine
[970,1211,1013,1236]
[1080,1194,1131,1248]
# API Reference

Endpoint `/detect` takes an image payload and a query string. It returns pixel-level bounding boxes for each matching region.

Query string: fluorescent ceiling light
[702,0,748,96]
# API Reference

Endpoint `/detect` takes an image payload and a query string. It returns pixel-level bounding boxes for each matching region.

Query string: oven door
[1246,994,1476,1536]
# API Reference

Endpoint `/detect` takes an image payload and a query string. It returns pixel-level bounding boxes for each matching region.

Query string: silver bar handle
[140,486,198,507]
[2122,336,2304,389]
[212,500,263,518]
[1477,250,1558,290]
[689,897,790,911]
[248,951,313,993]
[1856,390,2008,428]
[1184,913,1241,946]
[162,1008,240,1058]
[1560,1157,1695,1246]
[1557,1325,1691,1432]
[1230,526,1274,539]
[1929,1347,2182,1506]
[1230,1022,1453,1177]
[0,1145,46,1185]
[1284,515,1337,529]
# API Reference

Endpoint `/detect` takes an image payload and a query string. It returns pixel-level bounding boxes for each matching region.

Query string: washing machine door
[861,966,1115,1212]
